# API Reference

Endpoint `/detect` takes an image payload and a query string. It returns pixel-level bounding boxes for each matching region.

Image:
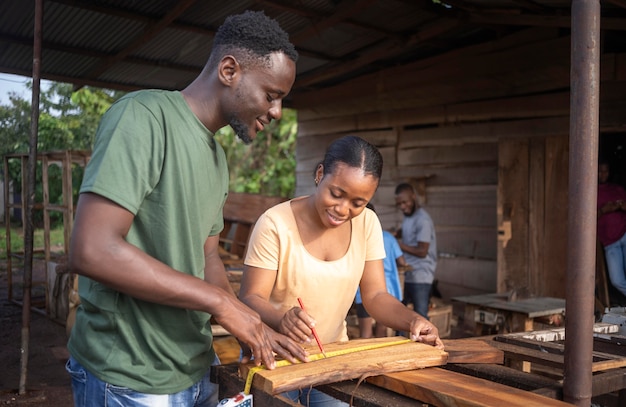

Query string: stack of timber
[214,324,626,406]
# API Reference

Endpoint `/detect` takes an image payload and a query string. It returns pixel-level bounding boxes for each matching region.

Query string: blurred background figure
[597,159,626,304]
[394,183,437,319]
[355,203,408,338]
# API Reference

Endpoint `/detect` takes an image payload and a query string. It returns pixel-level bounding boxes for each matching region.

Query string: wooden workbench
[452,293,566,334]
[212,325,626,406]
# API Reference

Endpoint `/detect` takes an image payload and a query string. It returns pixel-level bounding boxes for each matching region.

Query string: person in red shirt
[597,160,626,300]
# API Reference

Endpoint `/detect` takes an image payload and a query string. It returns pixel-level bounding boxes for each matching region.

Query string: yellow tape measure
[243,338,411,394]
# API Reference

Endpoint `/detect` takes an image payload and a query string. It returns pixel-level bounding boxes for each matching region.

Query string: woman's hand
[408,317,445,350]
[278,306,318,344]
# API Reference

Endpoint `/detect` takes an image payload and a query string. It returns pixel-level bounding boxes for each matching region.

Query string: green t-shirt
[67,90,229,393]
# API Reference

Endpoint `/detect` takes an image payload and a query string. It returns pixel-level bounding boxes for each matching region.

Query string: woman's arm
[360,259,444,349]
[239,265,317,345]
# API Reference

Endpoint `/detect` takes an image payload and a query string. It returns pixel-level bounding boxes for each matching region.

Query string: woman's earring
[315,178,319,186]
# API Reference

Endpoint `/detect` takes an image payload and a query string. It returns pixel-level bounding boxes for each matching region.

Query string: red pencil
[297,297,327,358]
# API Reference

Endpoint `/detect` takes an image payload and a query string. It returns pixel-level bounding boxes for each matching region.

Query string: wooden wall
[295,125,498,302]
[291,27,626,302]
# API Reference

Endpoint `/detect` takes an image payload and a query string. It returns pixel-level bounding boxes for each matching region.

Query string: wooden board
[367,367,573,407]
[240,337,504,395]
[443,339,503,364]
[241,337,447,395]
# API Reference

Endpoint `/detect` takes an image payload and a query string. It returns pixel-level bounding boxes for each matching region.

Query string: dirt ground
[0,259,74,406]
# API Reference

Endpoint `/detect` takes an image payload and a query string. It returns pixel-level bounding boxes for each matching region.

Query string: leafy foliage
[1,82,124,225]
[215,108,298,198]
[1,81,297,227]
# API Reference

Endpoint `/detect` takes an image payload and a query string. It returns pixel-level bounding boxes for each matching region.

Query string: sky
[0,72,52,105]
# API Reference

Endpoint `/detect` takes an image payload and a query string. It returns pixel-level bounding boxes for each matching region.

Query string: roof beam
[76,0,198,87]
[604,0,626,8]
[0,65,143,92]
[0,33,199,72]
[48,0,334,65]
[295,17,461,89]
[468,13,626,31]
[49,0,216,35]
[288,0,378,44]
[257,0,405,42]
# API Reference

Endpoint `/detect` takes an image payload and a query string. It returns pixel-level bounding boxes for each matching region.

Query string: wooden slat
[494,335,626,372]
[222,192,286,224]
[542,135,569,298]
[484,336,626,373]
[443,363,561,395]
[497,139,530,293]
[367,367,573,407]
[443,339,503,364]
[240,337,505,395]
[241,337,447,394]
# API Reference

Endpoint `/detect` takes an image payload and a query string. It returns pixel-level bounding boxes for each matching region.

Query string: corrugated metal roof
[0,0,624,106]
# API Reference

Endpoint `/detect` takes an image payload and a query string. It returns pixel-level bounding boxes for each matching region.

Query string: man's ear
[218,55,240,86]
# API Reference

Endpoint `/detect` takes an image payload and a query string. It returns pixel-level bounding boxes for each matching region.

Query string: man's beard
[230,117,253,145]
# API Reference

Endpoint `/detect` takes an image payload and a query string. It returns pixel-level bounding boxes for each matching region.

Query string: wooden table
[452,293,566,334]
[212,325,626,406]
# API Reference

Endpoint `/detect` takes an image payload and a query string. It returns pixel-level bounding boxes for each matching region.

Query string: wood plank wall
[291,27,626,302]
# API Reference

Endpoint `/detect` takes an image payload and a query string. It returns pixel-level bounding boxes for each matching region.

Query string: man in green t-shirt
[66,11,308,406]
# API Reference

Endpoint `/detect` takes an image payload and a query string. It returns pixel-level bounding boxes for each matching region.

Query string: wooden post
[19,0,43,395]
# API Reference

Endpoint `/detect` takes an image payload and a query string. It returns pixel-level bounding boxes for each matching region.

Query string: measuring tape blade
[243,338,411,394]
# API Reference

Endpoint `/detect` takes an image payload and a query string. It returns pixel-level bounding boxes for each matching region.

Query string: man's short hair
[395,183,415,195]
[208,10,298,70]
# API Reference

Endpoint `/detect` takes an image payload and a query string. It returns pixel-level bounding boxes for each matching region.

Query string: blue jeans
[66,355,220,407]
[282,388,348,407]
[604,232,626,298]
[403,282,431,319]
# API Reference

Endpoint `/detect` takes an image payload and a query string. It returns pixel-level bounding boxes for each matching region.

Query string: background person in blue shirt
[355,203,408,338]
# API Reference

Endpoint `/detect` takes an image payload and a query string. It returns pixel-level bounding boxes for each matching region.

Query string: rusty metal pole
[563,1,600,406]
[18,0,43,395]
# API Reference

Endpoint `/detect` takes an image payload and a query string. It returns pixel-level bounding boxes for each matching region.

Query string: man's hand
[239,325,309,367]
[213,296,308,369]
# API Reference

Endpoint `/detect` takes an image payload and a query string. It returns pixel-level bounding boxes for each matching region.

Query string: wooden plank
[497,139,530,293]
[222,192,286,224]
[397,143,497,167]
[443,363,561,394]
[442,339,503,364]
[315,381,423,407]
[399,117,568,148]
[395,165,497,186]
[528,137,545,296]
[503,323,618,342]
[452,294,566,318]
[293,36,572,112]
[542,135,568,298]
[436,258,497,293]
[493,336,626,372]
[240,338,447,394]
[366,367,573,406]
[484,337,626,373]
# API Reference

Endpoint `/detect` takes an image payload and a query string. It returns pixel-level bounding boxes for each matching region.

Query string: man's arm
[203,234,235,294]
[69,192,304,368]
[398,241,430,258]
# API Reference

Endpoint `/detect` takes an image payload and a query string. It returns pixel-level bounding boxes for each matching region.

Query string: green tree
[216,108,298,198]
[1,83,124,225]
[1,82,297,223]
